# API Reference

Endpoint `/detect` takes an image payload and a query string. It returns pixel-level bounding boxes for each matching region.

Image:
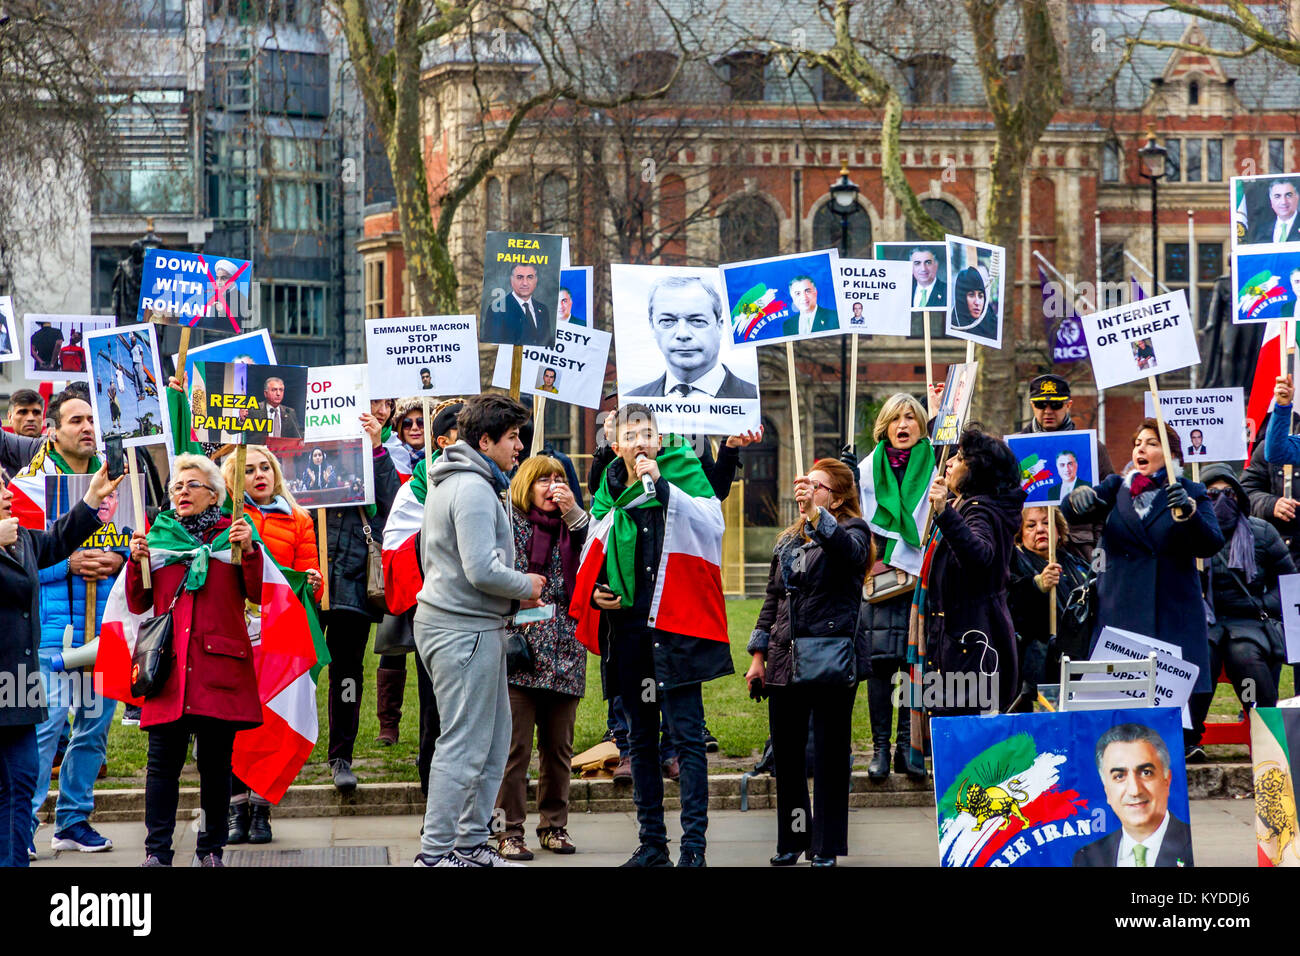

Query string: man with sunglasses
[1028,374,1113,561]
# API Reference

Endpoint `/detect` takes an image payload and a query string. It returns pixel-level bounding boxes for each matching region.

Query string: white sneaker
[453,843,525,867]
[413,851,471,868]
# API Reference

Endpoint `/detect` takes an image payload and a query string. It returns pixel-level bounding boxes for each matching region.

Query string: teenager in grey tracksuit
[412,395,544,868]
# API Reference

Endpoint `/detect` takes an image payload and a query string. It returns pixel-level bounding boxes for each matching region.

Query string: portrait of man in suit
[626,275,758,399]
[262,376,303,439]
[910,247,947,310]
[1073,723,1193,867]
[1052,450,1080,501]
[1247,179,1300,245]
[781,275,838,337]
[481,263,554,347]
[1187,429,1206,456]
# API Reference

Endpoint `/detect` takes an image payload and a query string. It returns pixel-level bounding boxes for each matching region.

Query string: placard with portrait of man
[1234,173,1300,249]
[479,231,564,347]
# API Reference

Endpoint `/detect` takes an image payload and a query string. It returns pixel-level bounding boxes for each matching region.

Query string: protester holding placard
[1186,464,1295,760]
[1062,419,1224,747]
[746,459,872,867]
[924,426,1025,715]
[1008,507,1095,698]
[383,396,426,480]
[493,456,590,861]
[1241,381,1300,566]
[856,394,933,781]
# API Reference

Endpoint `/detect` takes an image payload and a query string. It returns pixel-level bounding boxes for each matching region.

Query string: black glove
[1067,484,1098,513]
[839,443,859,477]
[1165,483,1190,510]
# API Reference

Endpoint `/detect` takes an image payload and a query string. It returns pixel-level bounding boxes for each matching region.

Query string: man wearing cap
[1029,374,1113,560]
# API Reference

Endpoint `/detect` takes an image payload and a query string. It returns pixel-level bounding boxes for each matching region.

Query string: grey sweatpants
[414,623,512,857]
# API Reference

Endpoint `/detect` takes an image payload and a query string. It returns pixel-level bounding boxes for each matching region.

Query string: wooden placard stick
[315,509,329,611]
[1190,461,1204,571]
[1047,505,1057,642]
[175,325,193,384]
[230,444,248,563]
[923,311,935,403]
[786,341,804,477]
[508,344,524,401]
[127,449,150,588]
[85,579,96,648]
[1284,320,1294,493]
[532,394,546,456]
[965,339,975,364]
[847,333,859,450]
[1147,374,1190,522]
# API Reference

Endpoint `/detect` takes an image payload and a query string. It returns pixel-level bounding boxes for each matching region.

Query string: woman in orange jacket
[219,444,322,845]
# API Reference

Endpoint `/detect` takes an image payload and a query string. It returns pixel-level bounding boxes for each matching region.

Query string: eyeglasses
[1032,400,1066,410]
[807,480,834,494]
[1205,487,1229,499]
[401,417,424,430]
[169,480,214,496]
[534,475,567,486]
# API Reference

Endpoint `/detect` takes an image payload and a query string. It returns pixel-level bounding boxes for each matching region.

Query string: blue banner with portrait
[1232,243,1300,323]
[137,248,252,331]
[1004,430,1099,505]
[932,708,1192,867]
[719,249,846,346]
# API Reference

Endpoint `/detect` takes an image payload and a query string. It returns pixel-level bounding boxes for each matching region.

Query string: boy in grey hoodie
[412,394,544,868]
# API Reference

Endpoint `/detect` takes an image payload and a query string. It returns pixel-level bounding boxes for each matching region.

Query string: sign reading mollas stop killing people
[364,315,481,399]
[837,258,911,336]
[1079,290,1200,390]
[137,248,252,331]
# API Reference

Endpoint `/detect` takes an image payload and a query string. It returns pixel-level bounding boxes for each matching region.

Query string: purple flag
[1038,266,1089,364]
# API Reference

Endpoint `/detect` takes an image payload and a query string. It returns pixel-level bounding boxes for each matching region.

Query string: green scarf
[46,446,102,476]
[870,437,934,551]
[146,508,255,590]
[591,437,713,607]
[410,456,429,504]
[167,385,204,456]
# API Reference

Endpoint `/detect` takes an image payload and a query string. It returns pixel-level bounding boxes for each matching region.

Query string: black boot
[227,801,251,844]
[893,709,928,781]
[866,675,893,781]
[248,802,273,844]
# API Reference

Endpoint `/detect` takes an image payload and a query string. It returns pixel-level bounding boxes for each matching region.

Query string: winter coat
[1063,471,1225,694]
[0,503,101,727]
[325,447,399,620]
[927,490,1026,714]
[1241,408,1300,566]
[1030,414,1115,560]
[587,439,741,502]
[856,532,913,661]
[124,516,265,729]
[1207,515,1295,660]
[243,496,320,597]
[1008,544,1095,687]
[748,509,873,687]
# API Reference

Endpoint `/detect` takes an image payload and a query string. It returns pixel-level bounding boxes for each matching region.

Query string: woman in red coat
[219,444,320,844]
[127,453,263,867]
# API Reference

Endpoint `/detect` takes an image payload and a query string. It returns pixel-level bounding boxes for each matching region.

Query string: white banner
[364,315,480,400]
[1083,627,1198,728]
[837,258,911,336]
[1143,387,1247,463]
[1279,573,1300,663]
[306,364,369,442]
[491,321,611,409]
[1081,290,1200,390]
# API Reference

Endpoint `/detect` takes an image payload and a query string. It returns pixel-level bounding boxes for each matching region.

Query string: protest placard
[1249,707,1300,866]
[364,316,481,399]
[0,296,18,363]
[1004,430,1099,504]
[137,248,252,331]
[23,315,115,383]
[1231,242,1300,322]
[44,473,142,553]
[278,437,374,510]
[305,364,368,442]
[946,235,1007,349]
[1079,290,1200,390]
[175,329,276,388]
[931,707,1192,867]
[1083,627,1199,725]
[84,324,171,451]
[1143,387,1247,462]
[188,361,308,445]
[932,362,978,445]
[1232,173,1300,250]
[559,267,594,328]
[1279,573,1300,663]
[720,248,847,347]
[875,241,947,315]
[491,321,611,409]
[479,231,564,347]
[611,264,761,435]
[836,258,911,335]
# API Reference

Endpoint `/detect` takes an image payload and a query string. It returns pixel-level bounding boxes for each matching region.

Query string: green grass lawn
[97,597,1287,787]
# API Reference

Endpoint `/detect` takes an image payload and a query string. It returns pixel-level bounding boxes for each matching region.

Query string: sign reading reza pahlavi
[188,360,308,444]
[478,231,564,347]
[364,316,481,399]
[1143,387,1247,463]
[1079,289,1199,390]
[137,248,252,331]
[1004,430,1099,505]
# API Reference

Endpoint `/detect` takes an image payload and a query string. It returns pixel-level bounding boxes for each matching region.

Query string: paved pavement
[30,799,1259,867]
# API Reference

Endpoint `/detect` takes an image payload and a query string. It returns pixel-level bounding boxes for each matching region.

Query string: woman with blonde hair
[493,454,590,860]
[745,459,873,866]
[855,392,934,780]
[220,444,321,845]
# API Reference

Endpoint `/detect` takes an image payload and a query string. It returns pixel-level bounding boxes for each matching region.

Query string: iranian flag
[858,437,934,576]
[568,438,727,654]
[1250,707,1300,867]
[94,512,320,803]
[382,457,425,614]
[383,434,417,483]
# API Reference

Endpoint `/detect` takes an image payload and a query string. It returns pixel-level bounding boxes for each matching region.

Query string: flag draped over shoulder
[859,438,935,576]
[1250,707,1300,867]
[382,457,426,614]
[567,438,726,654]
[94,510,319,802]
[167,384,205,456]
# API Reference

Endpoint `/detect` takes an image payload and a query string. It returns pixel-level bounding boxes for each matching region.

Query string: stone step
[47,762,1256,823]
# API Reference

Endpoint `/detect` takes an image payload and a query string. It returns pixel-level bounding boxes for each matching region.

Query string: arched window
[719,194,780,262]
[659,173,687,265]
[812,200,872,256]
[902,53,955,105]
[904,198,963,241]
[540,172,568,233]
[1188,79,1200,106]
[508,175,532,231]
[484,176,501,230]
[619,51,677,96]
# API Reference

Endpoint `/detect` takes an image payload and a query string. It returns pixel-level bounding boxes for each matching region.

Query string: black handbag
[1223,565,1287,659]
[130,570,189,699]
[505,632,535,675]
[372,611,416,655]
[788,589,861,687]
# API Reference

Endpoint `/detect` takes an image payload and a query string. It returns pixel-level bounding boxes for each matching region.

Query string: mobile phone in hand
[106,437,125,480]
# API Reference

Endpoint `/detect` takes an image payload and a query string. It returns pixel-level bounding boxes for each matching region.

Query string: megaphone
[52,624,99,671]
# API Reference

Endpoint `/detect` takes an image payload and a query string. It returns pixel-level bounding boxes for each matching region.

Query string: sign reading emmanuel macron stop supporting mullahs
[364,316,481,400]
[1080,289,1200,390]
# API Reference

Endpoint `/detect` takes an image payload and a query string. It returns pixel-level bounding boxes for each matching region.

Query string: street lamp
[1137,129,1168,288]
[827,165,860,444]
